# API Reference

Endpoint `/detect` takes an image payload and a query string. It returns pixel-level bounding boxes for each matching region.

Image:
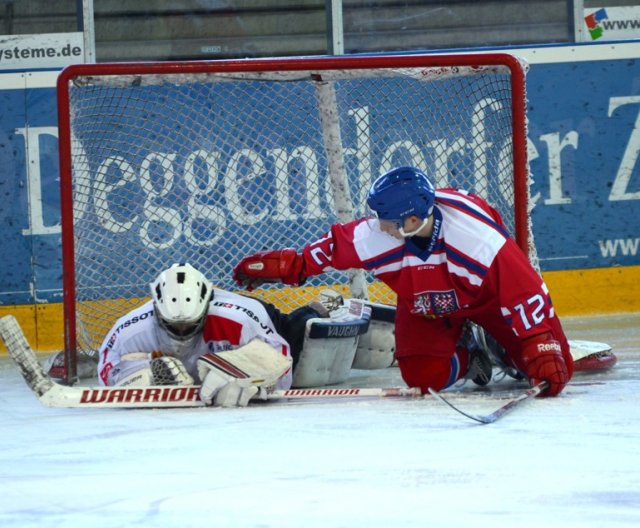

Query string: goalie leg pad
[352,302,396,369]
[278,305,327,368]
[292,329,358,388]
[292,310,371,388]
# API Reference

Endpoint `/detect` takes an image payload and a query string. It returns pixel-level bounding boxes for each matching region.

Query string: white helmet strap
[398,216,432,238]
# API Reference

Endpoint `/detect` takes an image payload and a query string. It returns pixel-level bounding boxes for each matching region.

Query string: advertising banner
[583,7,640,42]
[0,32,84,70]
[1,44,639,306]
[527,58,640,271]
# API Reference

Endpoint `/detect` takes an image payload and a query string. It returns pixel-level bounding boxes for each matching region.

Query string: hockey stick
[428,381,549,424]
[0,315,421,409]
[37,385,421,409]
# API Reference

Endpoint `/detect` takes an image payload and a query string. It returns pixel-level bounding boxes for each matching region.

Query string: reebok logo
[537,342,561,353]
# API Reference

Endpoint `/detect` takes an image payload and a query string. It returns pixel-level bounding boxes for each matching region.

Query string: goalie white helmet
[150,263,213,341]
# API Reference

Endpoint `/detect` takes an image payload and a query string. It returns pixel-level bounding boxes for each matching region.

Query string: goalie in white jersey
[97,263,324,407]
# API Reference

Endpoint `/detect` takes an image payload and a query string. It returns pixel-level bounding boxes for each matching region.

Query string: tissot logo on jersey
[212,300,274,334]
[106,309,154,349]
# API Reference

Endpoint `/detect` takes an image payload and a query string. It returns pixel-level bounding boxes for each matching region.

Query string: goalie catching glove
[233,249,305,291]
[197,339,292,407]
[111,353,194,387]
[520,333,573,397]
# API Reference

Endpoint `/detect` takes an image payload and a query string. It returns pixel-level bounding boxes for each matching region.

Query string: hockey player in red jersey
[233,166,573,396]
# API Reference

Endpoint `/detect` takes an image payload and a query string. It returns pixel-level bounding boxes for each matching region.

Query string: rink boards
[2,41,640,352]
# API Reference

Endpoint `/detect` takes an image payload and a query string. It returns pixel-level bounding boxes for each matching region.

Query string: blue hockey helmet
[366,167,435,226]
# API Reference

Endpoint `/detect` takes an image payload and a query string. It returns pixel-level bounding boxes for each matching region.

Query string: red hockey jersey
[299,188,567,359]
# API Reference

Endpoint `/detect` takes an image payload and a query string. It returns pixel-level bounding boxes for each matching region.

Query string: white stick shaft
[271,387,421,399]
[45,385,421,409]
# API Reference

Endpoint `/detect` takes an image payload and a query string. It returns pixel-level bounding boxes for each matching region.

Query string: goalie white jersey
[97,289,292,388]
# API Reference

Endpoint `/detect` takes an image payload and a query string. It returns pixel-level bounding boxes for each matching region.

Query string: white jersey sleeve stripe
[436,193,510,238]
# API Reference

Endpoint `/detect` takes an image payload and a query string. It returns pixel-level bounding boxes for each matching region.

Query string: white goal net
[57,53,531,382]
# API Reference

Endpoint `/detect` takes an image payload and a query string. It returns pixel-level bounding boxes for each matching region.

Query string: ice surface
[1,313,639,528]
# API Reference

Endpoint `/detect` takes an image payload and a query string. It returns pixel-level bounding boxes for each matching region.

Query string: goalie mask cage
[57,53,531,383]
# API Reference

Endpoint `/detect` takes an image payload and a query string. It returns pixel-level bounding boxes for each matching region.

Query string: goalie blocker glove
[520,333,573,397]
[198,358,259,407]
[233,248,305,291]
[196,339,293,407]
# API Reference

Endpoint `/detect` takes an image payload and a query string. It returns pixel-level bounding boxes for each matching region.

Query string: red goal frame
[56,53,529,384]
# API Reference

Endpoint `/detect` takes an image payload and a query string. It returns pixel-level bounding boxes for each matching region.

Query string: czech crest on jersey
[411,290,460,317]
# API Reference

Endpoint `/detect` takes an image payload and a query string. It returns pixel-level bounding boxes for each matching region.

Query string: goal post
[56,53,531,383]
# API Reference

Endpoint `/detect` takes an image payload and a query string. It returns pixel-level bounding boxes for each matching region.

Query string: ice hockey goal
[57,53,531,382]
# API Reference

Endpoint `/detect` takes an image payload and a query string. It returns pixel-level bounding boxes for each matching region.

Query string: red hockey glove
[521,334,571,397]
[233,249,305,291]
